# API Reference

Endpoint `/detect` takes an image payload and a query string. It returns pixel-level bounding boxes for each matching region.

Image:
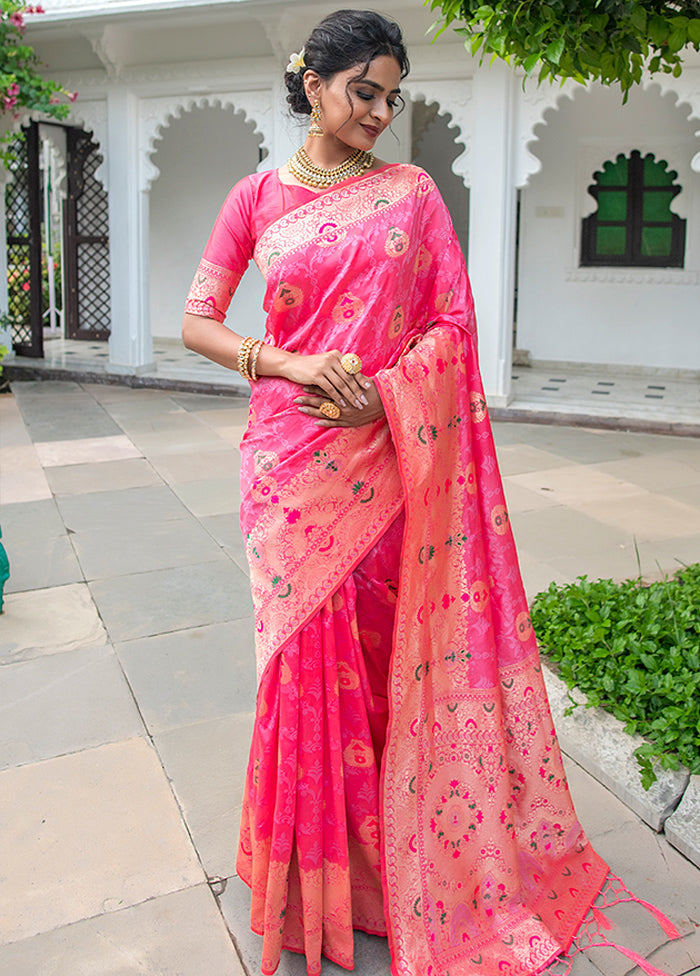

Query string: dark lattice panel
[76,150,108,238]
[76,241,110,334]
[74,143,111,337]
[5,136,32,345]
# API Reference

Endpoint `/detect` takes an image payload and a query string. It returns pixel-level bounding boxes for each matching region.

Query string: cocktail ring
[340,353,362,375]
[319,401,341,420]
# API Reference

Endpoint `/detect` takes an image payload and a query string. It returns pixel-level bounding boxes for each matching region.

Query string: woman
[182,11,675,976]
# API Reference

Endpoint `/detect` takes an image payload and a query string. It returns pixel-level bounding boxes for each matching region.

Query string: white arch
[64,99,109,191]
[517,68,700,186]
[139,90,273,192]
[403,80,473,187]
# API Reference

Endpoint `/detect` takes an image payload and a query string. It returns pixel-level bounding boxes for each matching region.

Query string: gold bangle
[319,401,341,420]
[250,340,264,382]
[340,352,362,375]
[237,336,256,379]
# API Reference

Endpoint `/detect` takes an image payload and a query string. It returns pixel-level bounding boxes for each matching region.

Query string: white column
[106,88,153,373]
[468,62,517,406]
[0,169,13,361]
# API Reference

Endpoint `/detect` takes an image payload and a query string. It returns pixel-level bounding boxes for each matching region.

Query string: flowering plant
[1,0,76,150]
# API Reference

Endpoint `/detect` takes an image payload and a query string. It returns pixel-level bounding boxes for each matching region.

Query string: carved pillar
[468,62,518,405]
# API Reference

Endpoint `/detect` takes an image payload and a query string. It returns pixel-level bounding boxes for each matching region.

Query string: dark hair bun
[284,9,409,118]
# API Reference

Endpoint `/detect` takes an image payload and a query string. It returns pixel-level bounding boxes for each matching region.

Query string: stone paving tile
[70,516,228,580]
[0,644,144,771]
[575,493,700,541]
[503,478,562,514]
[590,456,700,493]
[0,738,205,945]
[509,506,631,562]
[34,434,142,467]
[628,926,700,976]
[12,398,123,444]
[154,711,255,880]
[0,464,53,504]
[89,560,253,642]
[0,393,33,448]
[56,483,190,533]
[125,427,232,456]
[591,820,699,933]
[115,619,256,733]
[546,545,646,585]
[147,448,240,484]
[1,497,67,541]
[0,583,107,664]
[4,533,83,594]
[170,477,241,517]
[219,874,393,976]
[495,443,579,476]
[171,393,248,414]
[509,465,643,506]
[0,884,247,975]
[44,456,162,496]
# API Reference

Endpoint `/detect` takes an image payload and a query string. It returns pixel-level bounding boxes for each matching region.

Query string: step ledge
[542,663,697,867]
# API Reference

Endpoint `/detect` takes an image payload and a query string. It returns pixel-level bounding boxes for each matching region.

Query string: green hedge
[530,564,700,789]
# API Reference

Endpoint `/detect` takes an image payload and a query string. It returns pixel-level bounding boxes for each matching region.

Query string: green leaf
[687,20,700,45]
[544,37,565,65]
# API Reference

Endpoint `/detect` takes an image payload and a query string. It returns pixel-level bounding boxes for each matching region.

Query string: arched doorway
[148,105,266,344]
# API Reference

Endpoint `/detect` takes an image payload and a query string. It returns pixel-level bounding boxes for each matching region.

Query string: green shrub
[531,564,700,789]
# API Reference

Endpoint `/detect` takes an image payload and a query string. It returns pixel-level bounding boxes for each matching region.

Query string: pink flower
[9,11,24,27]
[8,83,19,97]
[22,282,30,291]
[68,91,78,102]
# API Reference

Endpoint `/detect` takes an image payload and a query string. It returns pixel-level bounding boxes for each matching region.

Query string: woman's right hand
[276,349,371,410]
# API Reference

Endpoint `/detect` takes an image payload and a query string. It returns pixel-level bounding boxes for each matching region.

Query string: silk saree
[185,164,677,976]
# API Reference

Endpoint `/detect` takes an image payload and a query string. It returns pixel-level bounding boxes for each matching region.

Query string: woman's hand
[294,375,385,427]
[278,349,372,411]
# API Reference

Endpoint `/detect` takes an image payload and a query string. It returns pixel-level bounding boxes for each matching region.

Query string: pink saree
[185,164,678,976]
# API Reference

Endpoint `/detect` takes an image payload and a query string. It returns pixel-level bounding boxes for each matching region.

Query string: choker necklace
[287,146,374,188]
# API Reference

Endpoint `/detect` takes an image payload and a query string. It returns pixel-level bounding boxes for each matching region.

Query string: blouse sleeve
[184,177,255,323]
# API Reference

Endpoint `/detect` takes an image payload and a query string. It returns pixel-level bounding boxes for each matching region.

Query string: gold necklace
[287,146,374,189]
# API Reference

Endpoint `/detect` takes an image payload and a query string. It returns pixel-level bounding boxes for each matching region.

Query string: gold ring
[319,401,341,420]
[340,353,362,375]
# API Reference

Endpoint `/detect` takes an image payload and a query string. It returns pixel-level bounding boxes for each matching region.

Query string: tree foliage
[426,0,700,96]
[1,0,76,147]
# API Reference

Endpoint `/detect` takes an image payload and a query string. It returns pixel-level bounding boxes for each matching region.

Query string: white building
[3,0,700,405]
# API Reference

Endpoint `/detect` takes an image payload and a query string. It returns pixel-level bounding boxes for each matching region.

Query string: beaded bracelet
[237,336,256,379]
[249,339,264,382]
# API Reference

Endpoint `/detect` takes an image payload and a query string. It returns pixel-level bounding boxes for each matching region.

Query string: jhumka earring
[309,101,324,137]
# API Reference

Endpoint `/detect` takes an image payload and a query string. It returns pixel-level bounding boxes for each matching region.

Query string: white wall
[412,100,469,257]
[149,105,266,340]
[517,84,700,370]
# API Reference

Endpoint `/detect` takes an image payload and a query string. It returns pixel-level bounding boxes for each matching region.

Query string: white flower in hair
[286,47,306,74]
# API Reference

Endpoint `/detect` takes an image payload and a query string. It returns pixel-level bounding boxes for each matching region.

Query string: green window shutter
[581,150,685,268]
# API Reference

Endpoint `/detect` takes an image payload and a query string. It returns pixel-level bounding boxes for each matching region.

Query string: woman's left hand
[294,375,385,427]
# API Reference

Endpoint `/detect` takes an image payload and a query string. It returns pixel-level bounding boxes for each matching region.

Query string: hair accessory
[340,353,362,375]
[286,48,305,74]
[309,101,324,138]
[287,146,374,189]
[319,401,341,420]
[237,336,257,380]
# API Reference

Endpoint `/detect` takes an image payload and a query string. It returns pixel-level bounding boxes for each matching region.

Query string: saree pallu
[231,164,615,976]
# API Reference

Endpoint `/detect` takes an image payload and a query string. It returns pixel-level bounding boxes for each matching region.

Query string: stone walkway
[0,380,698,976]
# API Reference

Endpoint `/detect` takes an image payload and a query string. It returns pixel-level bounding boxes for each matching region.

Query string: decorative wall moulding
[565,268,699,285]
[403,79,473,187]
[139,90,273,191]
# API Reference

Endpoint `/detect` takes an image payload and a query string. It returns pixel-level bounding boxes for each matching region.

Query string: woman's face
[305,55,403,152]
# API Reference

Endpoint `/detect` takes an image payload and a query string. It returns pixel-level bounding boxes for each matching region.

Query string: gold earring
[309,101,324,137]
